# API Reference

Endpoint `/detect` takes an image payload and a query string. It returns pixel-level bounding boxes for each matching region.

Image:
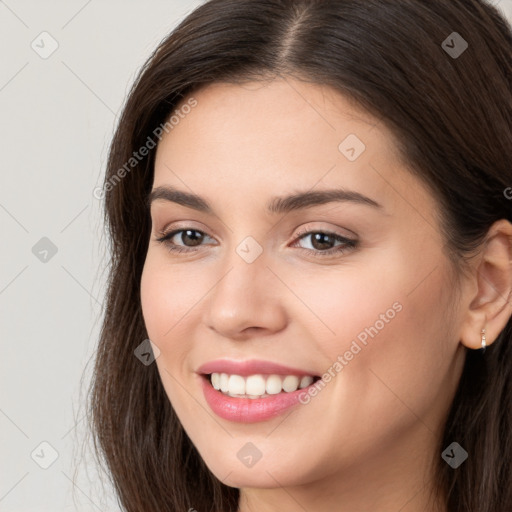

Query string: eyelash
[155,227,358,258]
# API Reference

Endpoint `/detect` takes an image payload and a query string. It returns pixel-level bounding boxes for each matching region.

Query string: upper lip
[197,359,319,377]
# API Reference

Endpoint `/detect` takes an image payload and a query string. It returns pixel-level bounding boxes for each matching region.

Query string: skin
[140,77,512,512]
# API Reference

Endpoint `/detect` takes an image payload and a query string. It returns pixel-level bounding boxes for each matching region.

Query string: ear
[459,219,512,349]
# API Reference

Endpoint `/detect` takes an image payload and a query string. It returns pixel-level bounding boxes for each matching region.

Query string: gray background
[1,1,511,510]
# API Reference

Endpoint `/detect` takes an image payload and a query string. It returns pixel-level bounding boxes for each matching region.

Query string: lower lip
[200,375,314,423]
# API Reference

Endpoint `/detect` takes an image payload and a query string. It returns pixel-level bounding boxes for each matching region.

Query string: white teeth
[282,375,300,392]
[266,375,282,395]
[211,372,221,390]
[209,372,316,398]
[228,374,245,395]
[246,375,266,395]
[299,376,314,389]
[220,373,229,393]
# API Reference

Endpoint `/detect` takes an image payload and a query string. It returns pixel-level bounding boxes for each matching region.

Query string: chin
[198,446,318,490]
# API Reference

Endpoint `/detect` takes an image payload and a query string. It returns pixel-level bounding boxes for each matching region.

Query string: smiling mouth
[203,372,321,399]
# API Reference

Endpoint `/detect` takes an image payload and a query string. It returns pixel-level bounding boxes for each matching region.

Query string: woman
[87,0,512,510]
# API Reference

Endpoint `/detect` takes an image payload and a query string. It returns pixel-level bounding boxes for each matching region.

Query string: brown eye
[292,229,358,258]
[155,228,215,253]
[173,229,205,247]
[308,232,337,251]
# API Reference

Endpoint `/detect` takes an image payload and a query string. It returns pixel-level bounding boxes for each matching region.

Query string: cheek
[140,255,196,401]
[290,238,448,357]
[276,256,407,358]
[140,253,206,346]
[283,246,453,419]
[140,255,202,415]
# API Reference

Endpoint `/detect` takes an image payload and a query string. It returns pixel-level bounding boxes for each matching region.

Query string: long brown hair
[87,1,512,510]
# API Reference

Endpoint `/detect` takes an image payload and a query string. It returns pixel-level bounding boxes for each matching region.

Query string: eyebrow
[146,185,383,214]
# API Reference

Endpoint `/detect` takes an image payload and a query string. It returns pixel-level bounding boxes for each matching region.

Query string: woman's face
[140,78,467,492]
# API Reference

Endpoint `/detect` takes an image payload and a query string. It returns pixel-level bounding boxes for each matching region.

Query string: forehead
[152,78,437,226]
[156,79,387,174]
[158,78,392,158]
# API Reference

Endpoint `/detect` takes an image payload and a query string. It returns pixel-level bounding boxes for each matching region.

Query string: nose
[203,248,288,340]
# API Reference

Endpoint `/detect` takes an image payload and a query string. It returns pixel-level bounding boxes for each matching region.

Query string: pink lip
[200,376,316,423]
[197,359,320,423]
[197,359,317,377]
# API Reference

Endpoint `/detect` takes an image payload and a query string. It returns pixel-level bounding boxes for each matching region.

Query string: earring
[480,328,486,352]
